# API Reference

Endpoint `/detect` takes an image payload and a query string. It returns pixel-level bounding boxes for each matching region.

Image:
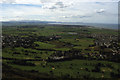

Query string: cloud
[0,0,42,4]
[95,9,105,13]
[1,0,16,4]
[41,1,72,9]
[62,15,92,19]
[40,0,56,3]
[15,0,41,4]
[0,0,119,4]
[95,2,105,5]
[55,2,67,8]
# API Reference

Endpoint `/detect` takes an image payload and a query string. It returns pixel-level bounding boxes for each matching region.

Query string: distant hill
[1,20,118,30]
[2,21,57,26]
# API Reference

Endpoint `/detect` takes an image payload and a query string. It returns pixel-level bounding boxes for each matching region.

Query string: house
[52,56,64,60]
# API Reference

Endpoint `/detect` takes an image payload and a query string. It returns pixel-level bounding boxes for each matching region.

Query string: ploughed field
[2,25,120,79]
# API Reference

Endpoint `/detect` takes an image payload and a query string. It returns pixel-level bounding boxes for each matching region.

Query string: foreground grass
[4,59,119,78]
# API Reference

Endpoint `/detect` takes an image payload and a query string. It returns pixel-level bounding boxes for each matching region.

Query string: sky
[0,0,119,24]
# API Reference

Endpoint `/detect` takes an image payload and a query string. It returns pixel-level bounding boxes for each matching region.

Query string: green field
[2,25,120,79]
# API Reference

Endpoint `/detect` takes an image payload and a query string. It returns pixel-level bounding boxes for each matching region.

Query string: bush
[12,60,35,66]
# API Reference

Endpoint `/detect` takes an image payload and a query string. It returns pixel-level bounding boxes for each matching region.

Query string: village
[2,27,120,63]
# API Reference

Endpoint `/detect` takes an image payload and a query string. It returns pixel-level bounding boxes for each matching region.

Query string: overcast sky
[0,0,119,24]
